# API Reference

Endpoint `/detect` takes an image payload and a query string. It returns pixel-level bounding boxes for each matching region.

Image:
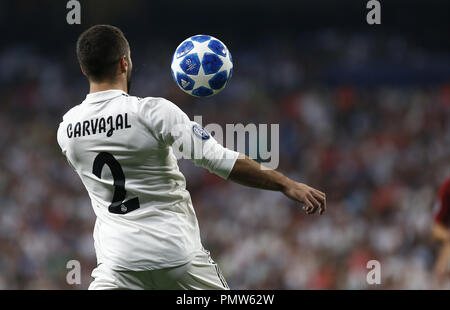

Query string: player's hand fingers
[319,198,326,215]
[307,193,321,210]
[302,199,314,214]
[287,183,325,215]
[305,196,318,214]
[313,189,326,200]
[312,191,326,215]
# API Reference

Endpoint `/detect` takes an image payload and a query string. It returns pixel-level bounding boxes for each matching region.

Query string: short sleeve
[138,98,239,179]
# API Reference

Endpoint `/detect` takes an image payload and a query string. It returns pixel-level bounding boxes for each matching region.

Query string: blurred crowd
[0,31,449,289]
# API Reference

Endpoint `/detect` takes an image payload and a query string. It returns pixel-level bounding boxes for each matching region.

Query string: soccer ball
[171,35,233,97]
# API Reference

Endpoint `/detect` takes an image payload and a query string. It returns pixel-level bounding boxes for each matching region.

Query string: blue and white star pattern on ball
[171,35,233,97]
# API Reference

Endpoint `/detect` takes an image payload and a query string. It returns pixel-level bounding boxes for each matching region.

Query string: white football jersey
[57,89,239,271]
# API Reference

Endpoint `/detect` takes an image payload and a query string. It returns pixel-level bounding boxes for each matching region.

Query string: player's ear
[80,65,87,77]
[119,56,128,74]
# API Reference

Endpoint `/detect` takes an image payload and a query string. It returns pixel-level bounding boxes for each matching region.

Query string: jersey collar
[83,89,129,104]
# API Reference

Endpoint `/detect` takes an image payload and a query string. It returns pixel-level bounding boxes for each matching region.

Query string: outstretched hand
[282,182,326,215]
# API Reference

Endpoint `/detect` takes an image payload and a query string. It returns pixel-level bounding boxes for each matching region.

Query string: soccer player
[57,25,326,290]
[432,177,450,281]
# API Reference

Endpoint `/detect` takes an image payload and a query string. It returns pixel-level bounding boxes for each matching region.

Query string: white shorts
[88,249,229,290]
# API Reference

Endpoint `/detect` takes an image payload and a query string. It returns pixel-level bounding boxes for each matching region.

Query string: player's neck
[89,80,128,94]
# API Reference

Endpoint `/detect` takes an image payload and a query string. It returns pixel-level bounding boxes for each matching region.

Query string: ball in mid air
[171,35,233,97]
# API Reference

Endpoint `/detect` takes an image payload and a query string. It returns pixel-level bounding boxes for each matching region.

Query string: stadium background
[0,0,449,289]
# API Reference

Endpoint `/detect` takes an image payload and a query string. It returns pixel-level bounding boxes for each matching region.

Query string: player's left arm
[228,155,326,215]
[141,98,326,215]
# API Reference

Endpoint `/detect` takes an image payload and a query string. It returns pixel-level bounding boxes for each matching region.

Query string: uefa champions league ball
[171,35,233,97]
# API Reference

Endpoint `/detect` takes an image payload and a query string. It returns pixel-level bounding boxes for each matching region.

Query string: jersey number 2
[92,152,140,214]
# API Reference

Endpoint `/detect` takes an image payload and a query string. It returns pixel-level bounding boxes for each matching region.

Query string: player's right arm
[229,155,326,215]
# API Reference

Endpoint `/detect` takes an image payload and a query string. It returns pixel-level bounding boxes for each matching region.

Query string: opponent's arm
[432,222,450,243]
[228,155,326,215]
[433,222,450,277]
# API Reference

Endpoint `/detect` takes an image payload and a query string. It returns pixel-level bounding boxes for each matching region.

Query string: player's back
[57,90,203,271]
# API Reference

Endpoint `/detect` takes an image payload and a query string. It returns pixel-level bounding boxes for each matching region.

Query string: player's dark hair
[76,25,129,82]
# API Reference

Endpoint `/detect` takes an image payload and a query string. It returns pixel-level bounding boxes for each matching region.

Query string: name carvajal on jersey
[66,113,131,138]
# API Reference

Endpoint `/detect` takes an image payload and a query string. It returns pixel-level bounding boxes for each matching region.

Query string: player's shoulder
[441,177,450,189]
[134,96,189,137]
[136,96,177,109]
[439,177,450,197]
[136,96,185,118]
